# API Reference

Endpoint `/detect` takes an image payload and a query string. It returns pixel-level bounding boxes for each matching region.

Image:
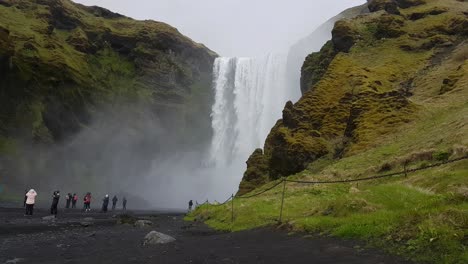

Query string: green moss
[0,0,216,148]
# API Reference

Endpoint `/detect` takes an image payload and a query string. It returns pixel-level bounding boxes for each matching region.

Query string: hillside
[0,0,216,189]
[194,0,468,263]
[286,3,369,95]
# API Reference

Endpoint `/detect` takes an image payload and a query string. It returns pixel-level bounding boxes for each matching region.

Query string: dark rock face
[394,0,425,8]
[374,14,405,39]
[368,0,400,15]
[300,41,337,94]
[237,149,270,196]
[332,21,357,53]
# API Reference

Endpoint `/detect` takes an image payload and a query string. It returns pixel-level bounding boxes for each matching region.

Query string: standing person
[72,193,78,208]
[111,195,118,211]
[84,192,91,212]
[101,194,109,212]
[50,191,60,217]
[65,193,72,209]
[188,200,193,212]
[25,189,37,216]
[122,197,127,211]
[23,189,28,207]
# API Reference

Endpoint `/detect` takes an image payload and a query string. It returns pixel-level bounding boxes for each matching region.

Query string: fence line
[198,155,468,227]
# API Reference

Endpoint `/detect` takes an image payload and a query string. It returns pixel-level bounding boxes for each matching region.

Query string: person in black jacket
[101,194,110,212]
[50,191,60,217]
[112,195,118,211]
[122,197,127,211]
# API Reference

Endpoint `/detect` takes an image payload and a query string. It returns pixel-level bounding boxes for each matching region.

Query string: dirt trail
[0,207,410,264]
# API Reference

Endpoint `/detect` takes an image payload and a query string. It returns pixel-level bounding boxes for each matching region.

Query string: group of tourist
[23,189,128,217]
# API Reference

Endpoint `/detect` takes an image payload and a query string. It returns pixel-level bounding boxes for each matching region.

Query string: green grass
[191,160,468,263]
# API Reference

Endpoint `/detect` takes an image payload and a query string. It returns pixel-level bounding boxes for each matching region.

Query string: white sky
[73,0,366,57]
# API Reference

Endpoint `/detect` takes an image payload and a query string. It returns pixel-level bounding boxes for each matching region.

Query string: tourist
[188,200,193,211]
[25,189,37,216]
[122,196,127,211]
[112,195,118,210]
[65,193,72,208]
[101,194,109,212]
[50,190,60,217]
[84,192,91,212]
[72,193,78,208]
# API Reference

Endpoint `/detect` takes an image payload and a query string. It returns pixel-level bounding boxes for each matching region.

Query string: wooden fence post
[231,194,234,226]
[279,179,286,223]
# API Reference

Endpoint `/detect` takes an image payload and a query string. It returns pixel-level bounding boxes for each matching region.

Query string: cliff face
[239,0,467,194]
[285,4,369,96]
[0,0,216,149]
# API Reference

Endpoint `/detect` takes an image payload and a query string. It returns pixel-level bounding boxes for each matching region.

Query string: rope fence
[197,155,468,228]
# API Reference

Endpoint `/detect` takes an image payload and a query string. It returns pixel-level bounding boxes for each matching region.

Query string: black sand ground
[0,207,411,264]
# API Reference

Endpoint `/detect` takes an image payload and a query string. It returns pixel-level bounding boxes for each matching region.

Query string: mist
[73,0,366,57]
[5,0,367,210]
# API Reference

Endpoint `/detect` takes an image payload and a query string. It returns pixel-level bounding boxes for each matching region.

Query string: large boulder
[143,231,176,245]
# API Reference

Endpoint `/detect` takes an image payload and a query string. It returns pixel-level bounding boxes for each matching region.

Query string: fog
[73,0,366,57]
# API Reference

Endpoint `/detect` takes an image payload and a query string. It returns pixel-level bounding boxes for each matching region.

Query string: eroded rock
[143,231,176,245]
[134,220,153,228]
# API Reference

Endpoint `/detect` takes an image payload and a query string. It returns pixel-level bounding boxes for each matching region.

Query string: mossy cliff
[240,0,467,194]
[0,0,216,154]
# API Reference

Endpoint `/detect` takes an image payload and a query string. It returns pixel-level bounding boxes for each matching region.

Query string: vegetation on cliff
[0,0,216,148]
[0,0,217,189]
[242,0,467,187]
[194,0,467,262]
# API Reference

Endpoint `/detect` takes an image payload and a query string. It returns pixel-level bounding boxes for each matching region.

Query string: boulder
[143,231,176,245]
[134,220,153,228]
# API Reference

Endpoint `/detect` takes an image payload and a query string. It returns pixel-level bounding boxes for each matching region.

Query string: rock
[394,0,425,8]
[83,217,94,221]
[42,216,55,221]
[237,148,270,196]
[368,0,400,15]
[80,222,93,227]
[332,20,357,53]
[5,258,24,264]
[143,231,176,245]
[134,220,153,228]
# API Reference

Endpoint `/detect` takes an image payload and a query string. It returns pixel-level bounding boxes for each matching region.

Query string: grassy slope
[192,0,468,263]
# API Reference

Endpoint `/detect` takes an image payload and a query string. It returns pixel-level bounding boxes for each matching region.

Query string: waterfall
[209,54,299,172]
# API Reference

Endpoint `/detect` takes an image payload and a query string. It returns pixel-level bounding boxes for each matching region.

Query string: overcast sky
[73,0,365,57]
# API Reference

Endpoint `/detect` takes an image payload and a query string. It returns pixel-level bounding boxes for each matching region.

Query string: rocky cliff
[0,0,216,146]
[286,3,369,96]
[239,0,467,194]
[0,0,217,188]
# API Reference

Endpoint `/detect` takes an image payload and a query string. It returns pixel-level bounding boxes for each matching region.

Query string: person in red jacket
[83,192,92,212]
